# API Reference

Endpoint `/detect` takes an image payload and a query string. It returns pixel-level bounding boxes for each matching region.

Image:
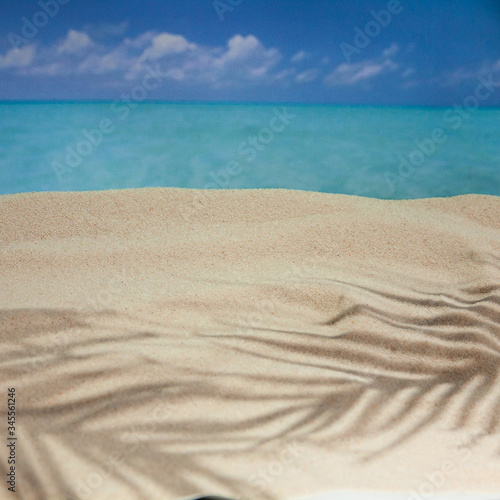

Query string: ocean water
[0,102,499,198]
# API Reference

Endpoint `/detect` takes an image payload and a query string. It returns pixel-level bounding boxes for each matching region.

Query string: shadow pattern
[1,269,500,499]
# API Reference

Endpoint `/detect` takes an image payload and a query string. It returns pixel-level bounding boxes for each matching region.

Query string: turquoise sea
[1,102,499,198]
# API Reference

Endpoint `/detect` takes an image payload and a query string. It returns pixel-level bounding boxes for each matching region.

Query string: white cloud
[124,31,158,50]
[383,43,400,58]
[437,60,500,87]
[214,35,280,71]
[324,46,398,86]
[139,33,196,61]
[218,35,260,64]
[440,67,474,86]
[401,68,415,78]
[291,50,309,63]
[4,29,283,91]
[122,33,281,85]
[164,68,186,81]
[325,60,396,86]
[0,45,36,69]
[58,30,94,54]
[274,68,296,82]
[296,68,319,83]
[77,47,128,75]
[197,34,281,84]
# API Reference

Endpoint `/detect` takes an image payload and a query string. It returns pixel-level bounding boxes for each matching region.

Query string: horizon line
[1,99,500,110]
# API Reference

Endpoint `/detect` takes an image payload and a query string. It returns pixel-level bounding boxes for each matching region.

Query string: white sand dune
[1,188,499,500]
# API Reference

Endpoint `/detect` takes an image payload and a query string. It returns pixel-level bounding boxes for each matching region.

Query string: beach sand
[1,188,499,500]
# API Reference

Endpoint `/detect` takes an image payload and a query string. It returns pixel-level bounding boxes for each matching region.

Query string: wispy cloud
[437,59,500,87]
[324,45,399,86]
[324,59,396,86]
[273,68,296,82]
[291,50,310,64]
[382,43,400,58]
[295,68,319,84]
[401,67,415,78]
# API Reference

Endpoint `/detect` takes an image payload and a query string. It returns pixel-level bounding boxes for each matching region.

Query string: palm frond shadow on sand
[1,273,500,500]
[1,308,256,499]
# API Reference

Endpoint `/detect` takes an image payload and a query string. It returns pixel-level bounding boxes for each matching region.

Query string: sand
[0,188,499,500]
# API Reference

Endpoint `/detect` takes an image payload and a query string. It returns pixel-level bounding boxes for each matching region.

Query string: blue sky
[0,0,499,105]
